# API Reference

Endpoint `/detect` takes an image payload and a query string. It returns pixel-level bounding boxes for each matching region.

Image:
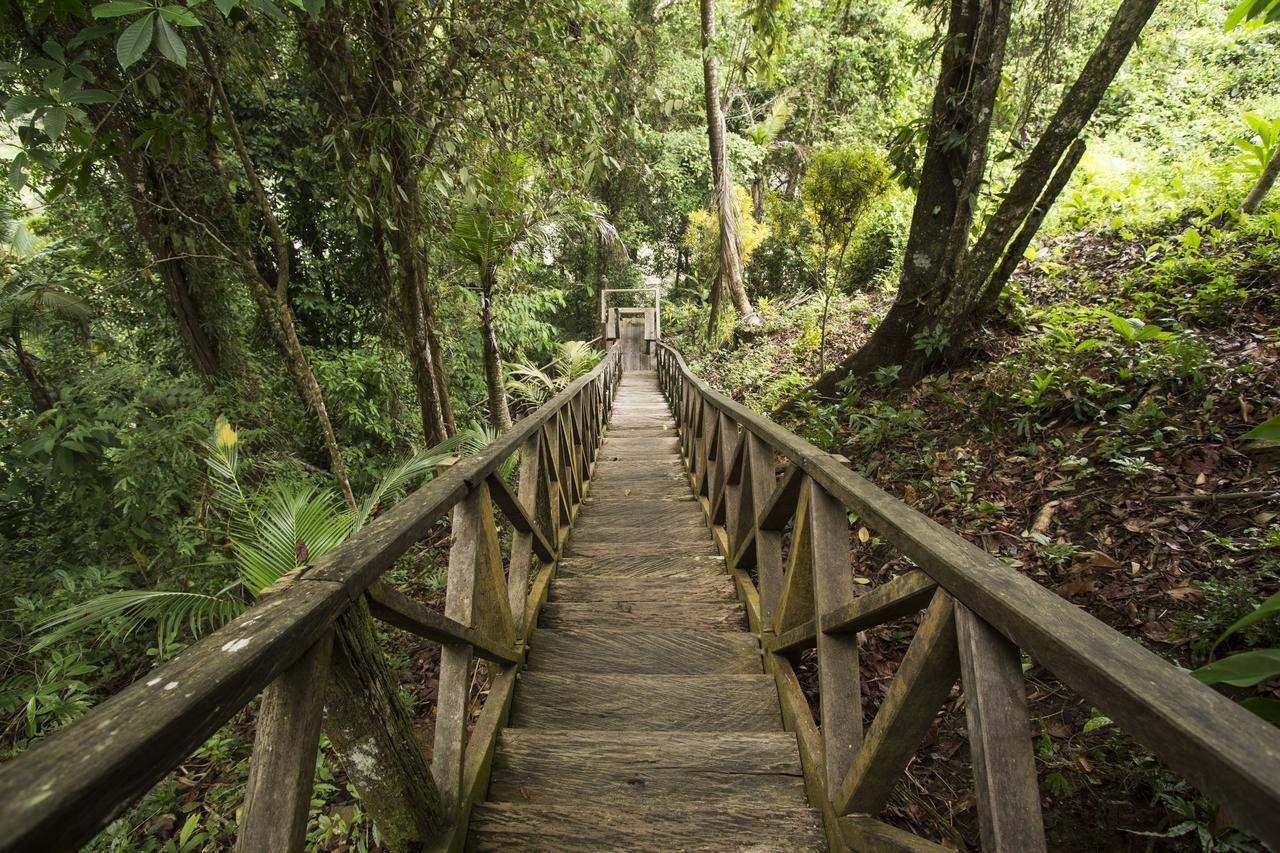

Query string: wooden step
[570,514,707,537]
[509,674,781,731]
[467,800,825,851]
[485,730,806,806]
[540,599,746,630]
[557,555,725,578]
[549,575,736,603]
[565,534,719,559]
[527,629,760,674]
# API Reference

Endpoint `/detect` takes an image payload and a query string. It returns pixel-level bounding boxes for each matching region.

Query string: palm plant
[506,340,602,410]
[34,419,465,653]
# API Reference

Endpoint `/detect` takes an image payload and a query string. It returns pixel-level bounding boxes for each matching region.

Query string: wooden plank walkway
[468,370,825,851]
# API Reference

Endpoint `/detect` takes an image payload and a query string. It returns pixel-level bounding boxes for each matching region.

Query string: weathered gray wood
[325,599,445,850]
[237,631,332,853]
[549,575,736,602]
[809,480,863,792]
[773,479,815,635]
[834,592,958,815]
[0,576,349,853]
[486,730,806,806]
[486,469,554,563]
[838,816,955,853]
[565,534,719,558]
[956,604,1046,853]
[770,617,817,655]
[759,463,803,530]
[467,801,824,852]
[366,582,520,664]
[821,570,938,635]
[539,600,746,631]
[556,554,725,578]
[526,629,761,674]
[658,341,1280,847]
[507,432,549,636]
[509,673,781,731]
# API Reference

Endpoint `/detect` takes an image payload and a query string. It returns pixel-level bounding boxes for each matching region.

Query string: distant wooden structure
[602,286,660,371]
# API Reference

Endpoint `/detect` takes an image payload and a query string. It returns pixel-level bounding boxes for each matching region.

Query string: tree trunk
[480,264,513,432]
[9,323,53,412]
[799,0,1158,403]
[197,32,357,512]
[115,147,224,381]
[1243,146,1280,215]
[699,0,759,330]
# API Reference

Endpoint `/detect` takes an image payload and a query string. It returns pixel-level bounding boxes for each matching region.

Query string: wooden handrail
[655,341,1280,850]
[0,346,623,853]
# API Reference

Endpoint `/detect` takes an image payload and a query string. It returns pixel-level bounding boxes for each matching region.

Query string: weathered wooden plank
[509,674,781,731]
[526,629,761,674]
[485,730,806,806]
[759,463,803,530]
[466,801,825,852]
[556,554,726,578]
[834,592,958,816]
[820,570,938,635]
[565,535,719,558]
[770,618,817,655]
[838,816,954,853]
[809,480,863,791]
[549,575,736,602]
[773,478,815,635]
[539,600,746,631]
[366,582,520,664]
[507,432,550,636]
[0,577,349,853]
[955,604,1046,853]
[237,632,332,853]
[486,470,554,563]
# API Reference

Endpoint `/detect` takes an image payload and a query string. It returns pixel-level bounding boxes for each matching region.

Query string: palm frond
[354,433,469,532]
[557,340,602,380]
[235,482,352,594]
[458,422,519,480]
[33,590,244,653]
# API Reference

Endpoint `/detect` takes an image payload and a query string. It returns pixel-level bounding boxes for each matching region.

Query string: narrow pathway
[467,370,825,851]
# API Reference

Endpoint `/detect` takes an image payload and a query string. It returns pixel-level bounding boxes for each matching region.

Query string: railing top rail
[0,345,622,851]
[656,341,1280,846]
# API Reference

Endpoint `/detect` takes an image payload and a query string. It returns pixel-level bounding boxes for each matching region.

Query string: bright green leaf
[1214,591,1280,650]
[43,106,67,141]
[159,4,201,25]
[1191,649,1280,687]
[1243,415,1280,442]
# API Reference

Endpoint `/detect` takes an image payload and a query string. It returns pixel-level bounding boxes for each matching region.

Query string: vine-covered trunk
[480,264,513,433]
[9,323,53,412]
[1243,146,1280,214]
[699,0,758,333]
[803,0,1160,401]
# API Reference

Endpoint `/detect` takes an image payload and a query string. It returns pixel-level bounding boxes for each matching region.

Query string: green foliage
[801,145,891,293]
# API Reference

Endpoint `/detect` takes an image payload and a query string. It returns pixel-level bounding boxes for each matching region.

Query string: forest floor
[682,218,1280,850]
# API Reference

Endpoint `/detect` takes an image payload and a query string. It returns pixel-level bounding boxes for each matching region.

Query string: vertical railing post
[809,481,863,792]
[237,631,333,852]
[508,433,549,636]
[956,604,1047,852]
[433,483,514,822]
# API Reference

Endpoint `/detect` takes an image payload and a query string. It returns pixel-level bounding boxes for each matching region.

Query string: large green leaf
[92,0,153,17]
[153,15,186,66]
[34,589,243,652]
[1191,649,1280,687]
[116,12,155,69]
[1243,415,1280,442]
[1214,590,1280,650]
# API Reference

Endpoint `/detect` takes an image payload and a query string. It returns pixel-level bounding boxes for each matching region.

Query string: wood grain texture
[509,673,781,731]
[834,592,959,816]
[486,730,806,806]
[539,600,746,631]
[466,800,825,852]
[557,554,726,578]
[366,582,519,664]
[820,570,937,636]
[549,575,737,602]
[838,816,954,852]
[237,632,332,853]
[955,603,1046,853]
[526,629,761,674]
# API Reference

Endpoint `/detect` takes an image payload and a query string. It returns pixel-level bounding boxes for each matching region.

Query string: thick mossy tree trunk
[480,263,514,432]
[699,0,759,335]
[1243,146,1280,214]
[804,0,1162,400]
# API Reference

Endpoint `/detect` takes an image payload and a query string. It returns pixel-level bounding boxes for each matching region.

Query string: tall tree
[803,0,1162,399]
[697,0,761,335]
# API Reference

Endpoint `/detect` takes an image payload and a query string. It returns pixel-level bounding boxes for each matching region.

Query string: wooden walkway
[468,371,825,851]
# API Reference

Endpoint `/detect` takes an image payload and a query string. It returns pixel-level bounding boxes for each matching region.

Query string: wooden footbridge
[1,340,1278,852]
